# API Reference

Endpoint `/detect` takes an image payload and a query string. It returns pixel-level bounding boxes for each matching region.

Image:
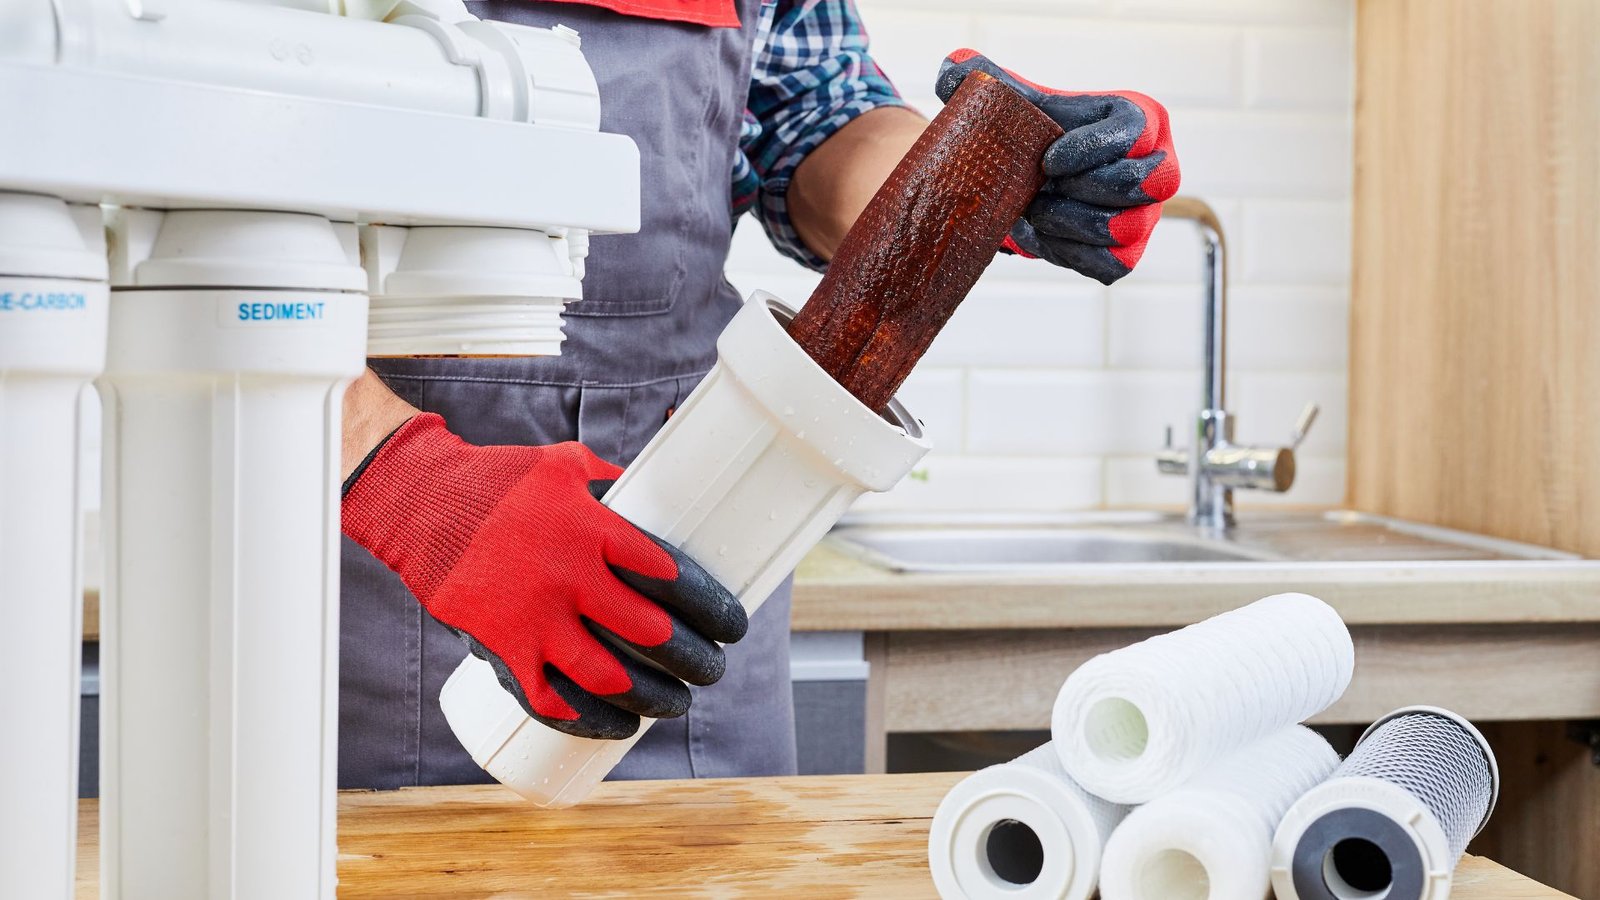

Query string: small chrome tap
[1154,197,1319,530]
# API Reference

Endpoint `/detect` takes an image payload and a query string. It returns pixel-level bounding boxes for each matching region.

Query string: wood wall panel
[1349,0,1600,556]
[1352,2,1600,895]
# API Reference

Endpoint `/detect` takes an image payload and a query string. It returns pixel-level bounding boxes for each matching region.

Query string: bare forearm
[341,369,419,480]
[788,106,929,262]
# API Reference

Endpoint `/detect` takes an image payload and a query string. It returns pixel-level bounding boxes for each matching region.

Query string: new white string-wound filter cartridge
[928,742,1131,900]
[440,292,931,807]
[1052,592,1353,804]
[1099,724,1340,900]
[0,192,108,900]
[1270,706,1499,900]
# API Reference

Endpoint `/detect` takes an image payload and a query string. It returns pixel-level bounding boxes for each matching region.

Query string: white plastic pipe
[0,0,640,234]
[98,210,367,899]
[440,292,932,807]
[928,742,1131,900]
[1099,725,1340,900]
[0,192,109,900]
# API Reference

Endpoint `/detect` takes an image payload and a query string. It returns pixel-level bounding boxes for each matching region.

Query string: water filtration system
[0,1,639,896]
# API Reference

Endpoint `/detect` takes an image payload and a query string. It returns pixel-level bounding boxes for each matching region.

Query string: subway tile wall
[725,0,1353,513]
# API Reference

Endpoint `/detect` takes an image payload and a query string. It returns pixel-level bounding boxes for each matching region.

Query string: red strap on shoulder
[536,0,740,28]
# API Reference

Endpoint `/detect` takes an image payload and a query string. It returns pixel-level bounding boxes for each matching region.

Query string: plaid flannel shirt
[734,0,909,270]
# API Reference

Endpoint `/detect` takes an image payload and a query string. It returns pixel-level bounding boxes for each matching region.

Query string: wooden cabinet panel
[1349,0,1600,556]
[1351,2,1600,895]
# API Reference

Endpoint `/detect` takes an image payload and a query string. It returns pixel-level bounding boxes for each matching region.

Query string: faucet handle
[1290,402,1320,450]
[1156,424,1187,475]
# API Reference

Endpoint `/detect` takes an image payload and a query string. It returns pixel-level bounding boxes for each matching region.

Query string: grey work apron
[338,0,797,789]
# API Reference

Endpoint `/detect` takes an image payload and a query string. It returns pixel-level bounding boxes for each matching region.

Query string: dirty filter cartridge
[1099,724,1340,900]
[928,742,1131,900]
[1270,706,1499,900]
[1052,592,1354,804]
[786,68,1062,412]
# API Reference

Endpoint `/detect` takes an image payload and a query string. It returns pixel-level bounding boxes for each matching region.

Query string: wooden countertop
[790,542,1600,632]
[73,773,1569,897]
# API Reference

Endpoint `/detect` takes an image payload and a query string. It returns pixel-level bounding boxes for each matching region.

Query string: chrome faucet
[1154,197,1318,530]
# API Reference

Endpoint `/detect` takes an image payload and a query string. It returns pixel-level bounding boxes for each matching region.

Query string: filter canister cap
[119,210,365,291]
[0,193,107,281]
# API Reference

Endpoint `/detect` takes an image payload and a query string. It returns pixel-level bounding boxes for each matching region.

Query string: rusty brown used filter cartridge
[785,70,1063,412]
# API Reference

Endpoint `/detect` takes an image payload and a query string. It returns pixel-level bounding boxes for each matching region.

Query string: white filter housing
[440,292,931,806]
[0,192,108,900]
[98,209,367,899]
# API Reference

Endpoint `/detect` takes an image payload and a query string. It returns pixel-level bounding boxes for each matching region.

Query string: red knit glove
[342,414,746,740]
[936,49,1181,285]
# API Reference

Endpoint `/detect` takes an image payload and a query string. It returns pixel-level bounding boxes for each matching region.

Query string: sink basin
[825,510,1577,573]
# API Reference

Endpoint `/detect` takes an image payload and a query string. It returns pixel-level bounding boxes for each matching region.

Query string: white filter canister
[440,291,931,807]
[98,210,367,900]
[0,193,108,900]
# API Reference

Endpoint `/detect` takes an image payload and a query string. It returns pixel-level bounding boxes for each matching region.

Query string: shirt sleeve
[735,0,910,271]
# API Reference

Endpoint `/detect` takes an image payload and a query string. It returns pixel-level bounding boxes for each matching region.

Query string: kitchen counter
[73,773,1571,898]
[791,539,1600,632]
[789,532,1600,756]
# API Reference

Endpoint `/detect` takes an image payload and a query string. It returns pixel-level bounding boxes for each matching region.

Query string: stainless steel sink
[825,510,1577,573]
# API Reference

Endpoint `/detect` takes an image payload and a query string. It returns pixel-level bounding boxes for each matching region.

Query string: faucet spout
[1155,198,1313,529]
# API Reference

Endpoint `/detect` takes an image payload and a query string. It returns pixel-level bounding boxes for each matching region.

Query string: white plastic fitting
[440,291,932,807]
[0,192,109,900]
[98,209,367,899]
[1052,592,1354,804]
[1270,706,1501,900]
[0,0,641,232]
[928,742,1131,900]
[362,224,585,356]
[1099,725,1340,900]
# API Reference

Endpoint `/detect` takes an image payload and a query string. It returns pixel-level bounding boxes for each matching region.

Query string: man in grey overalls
[336,0,1178,788]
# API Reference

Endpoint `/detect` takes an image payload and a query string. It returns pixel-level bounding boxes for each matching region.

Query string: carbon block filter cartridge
[1052,592,1353,804]
[928,742,1131,900]
[1270,706,1499,900]
[1099,725,1340,900]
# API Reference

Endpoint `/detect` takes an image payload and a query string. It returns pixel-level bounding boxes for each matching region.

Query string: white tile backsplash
[1168,111,1351,197]
[1107,284,1207,370]
[1244,28,1353,110]
[733,0,1354,513]
[920,281,1106,369]
[852,455,1105,513]
[894,368,966,453]
[1238,200,1352,284]
[972,18,1244,107]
